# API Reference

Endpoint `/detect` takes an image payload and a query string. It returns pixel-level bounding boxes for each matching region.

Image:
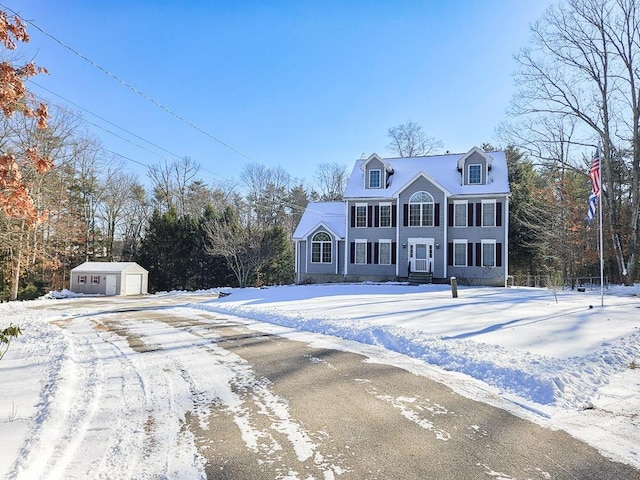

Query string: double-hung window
[355,203,367,228]
[453,201,467,227]
[369,169,381,188]
[453,240,467,266]
[311,232,332,263]
[468,164,482,184]
[355,240,367,264]
[408,191,434,227]
[481,240,496,267]
[378,239,392,265]
[482,200,496,227]
[379,203,392,228]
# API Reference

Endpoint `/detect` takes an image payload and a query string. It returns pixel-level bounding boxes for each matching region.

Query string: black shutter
[447,242,453,266]
[497,242,502,267]
[468,202,474,227]
[496,202,502,227]
[368,206,373,228]
[403,204,409,226]
[391,242,397,264]
[392,205,397,227]
[435,203,440,226]
[367,242,372,264]
[476,242,481,267]
[468,242,474,267]
[374,242,379,264]
[374,205,379,227]
[350,206,355,228]
[350,242,355,263]
[476,203,482,227]
[448,203,454,227]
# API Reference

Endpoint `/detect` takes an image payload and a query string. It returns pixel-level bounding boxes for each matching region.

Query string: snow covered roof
[344,148,510,199]
[293,201,346,240]
[71,262,147,274]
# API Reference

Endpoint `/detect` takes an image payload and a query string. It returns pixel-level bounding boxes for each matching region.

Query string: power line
[1,2,254,162]
[29,82,234,184]
[30,80,184,162]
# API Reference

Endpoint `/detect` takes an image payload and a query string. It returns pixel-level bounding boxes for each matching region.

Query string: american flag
[586,147,601,224]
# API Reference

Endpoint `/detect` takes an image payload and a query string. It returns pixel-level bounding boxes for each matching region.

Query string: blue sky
[5,1,553,187]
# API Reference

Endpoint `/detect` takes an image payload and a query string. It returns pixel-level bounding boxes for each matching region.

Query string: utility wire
[4,6,322,217]
[30,80,184,162]
[1,3,254,162]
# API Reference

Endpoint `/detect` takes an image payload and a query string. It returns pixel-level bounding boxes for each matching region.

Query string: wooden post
[450,276,458,298]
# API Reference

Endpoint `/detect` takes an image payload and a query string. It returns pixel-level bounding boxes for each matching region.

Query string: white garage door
[125,274,143,295]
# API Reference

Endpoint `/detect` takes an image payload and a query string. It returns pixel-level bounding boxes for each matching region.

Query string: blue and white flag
[586,147,601,224]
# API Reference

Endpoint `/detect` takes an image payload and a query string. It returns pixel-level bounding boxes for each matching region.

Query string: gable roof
[71,262,147,274]
[293,201,346,240]
[344,148,510,199]
[360,153,393,173]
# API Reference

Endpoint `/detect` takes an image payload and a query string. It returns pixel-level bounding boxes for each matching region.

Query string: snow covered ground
[0,283,639,478]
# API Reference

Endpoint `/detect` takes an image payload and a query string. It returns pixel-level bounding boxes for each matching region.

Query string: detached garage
[70,262,149,296]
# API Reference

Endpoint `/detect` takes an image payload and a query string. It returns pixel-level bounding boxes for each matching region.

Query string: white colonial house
[293,147,511,286]
[70,262,149,295]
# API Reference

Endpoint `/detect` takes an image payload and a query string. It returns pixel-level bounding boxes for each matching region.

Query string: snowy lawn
[1,283,639,477]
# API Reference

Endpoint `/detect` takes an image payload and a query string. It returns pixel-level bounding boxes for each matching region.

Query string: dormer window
[468,164,482,184]
[369,169,381,188]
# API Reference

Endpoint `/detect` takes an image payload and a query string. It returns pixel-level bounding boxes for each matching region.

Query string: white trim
[355,203,368,228]
[468,164,482,184]
[481,199,496,227]
[379,202,392,228]
[354,239,368,264]
[453,239,468,267]
[481,239,497,267]
[368,169,382,189]
[378,239,392,265]
[392,171,453,199]
[453,200,467,227]
[504,196,510,286]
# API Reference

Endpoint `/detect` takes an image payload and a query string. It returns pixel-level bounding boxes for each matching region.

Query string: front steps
[408,271,433,285]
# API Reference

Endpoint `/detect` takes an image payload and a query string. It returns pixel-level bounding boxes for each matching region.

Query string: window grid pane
[469,165,481,184]
[380,205,391,227]
[409,204,421,226]
[482,243,495,267]
[322,243,332,263]
[356,205,367,227]
[369,170,381,188]
[454,243,467,266]
[379,242,391,265]
[355,242,367,264]
[454,203,466,227]
[423,204,434,226]
[482,203,495,227]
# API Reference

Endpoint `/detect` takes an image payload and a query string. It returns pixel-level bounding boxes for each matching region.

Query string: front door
[408,238,434,273]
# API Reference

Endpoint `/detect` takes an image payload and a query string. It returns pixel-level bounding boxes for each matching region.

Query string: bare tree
[387,120,442,157]
[148,156,202,216]
[99,167,138,260]
[204,207,270,288]
[240,163,293,227]
[511,0,640,285]
[313,162,348,201]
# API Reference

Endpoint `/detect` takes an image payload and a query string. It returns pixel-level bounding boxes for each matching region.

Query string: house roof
[293,201,346,240]
[71,262,147,273]
[344,148,510,199]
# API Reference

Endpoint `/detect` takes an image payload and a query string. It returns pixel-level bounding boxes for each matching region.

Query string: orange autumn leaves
[1,11,51,223]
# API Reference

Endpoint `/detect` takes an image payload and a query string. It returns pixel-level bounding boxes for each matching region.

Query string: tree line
[2,0,640,301]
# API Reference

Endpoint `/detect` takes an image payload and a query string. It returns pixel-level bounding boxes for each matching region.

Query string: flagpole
[598,176,604,307]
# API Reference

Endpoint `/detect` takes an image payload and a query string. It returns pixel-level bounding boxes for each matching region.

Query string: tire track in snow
[126,309,349,479]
